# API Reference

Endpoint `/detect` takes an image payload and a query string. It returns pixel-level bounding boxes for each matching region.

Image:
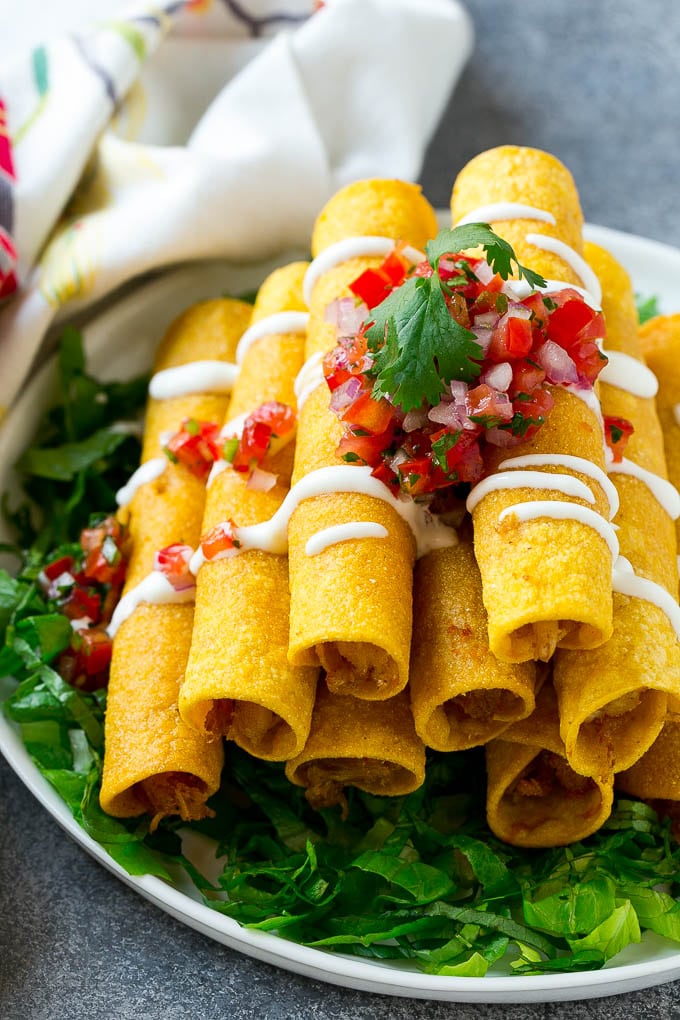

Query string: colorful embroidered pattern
[0,97,17,299]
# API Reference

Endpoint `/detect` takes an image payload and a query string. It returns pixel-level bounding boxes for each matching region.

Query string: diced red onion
[403,407,429,432]
[472,310,499,328]
[329,375,365,414]
[485,427,523,448]
[247,467,278,493]
[507,302,532,320]
[474,259,495,284]
[428,400,467,429]
[536,340,579,385]
[324,297,366,337]
[470,325,493,356]
[450,380,468,403]
[482,361,513,392]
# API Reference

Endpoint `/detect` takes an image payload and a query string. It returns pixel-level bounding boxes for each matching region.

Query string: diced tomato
[43,555,75,582]
[61,586,101,623]
[249,400,296,438]
[201,520,240,561]
[232,402,296,472]
[349,268,393,309]
[397,456,433,497]
[510,386,555,439]
[466,383,513,426]
[339,390,394,435]
[545,293,607,383]
[165,419,223,479]
[336,428,392,467]
[430,428,484,484]
[72,626,113,677]
[510,357,546,397]
[370,460,400,495]
[505,316,533,357]
[323,345,353,392]
[154,544,194,590]
[80,517,126,586]
[380,249,410,287]
[604,415,634,463]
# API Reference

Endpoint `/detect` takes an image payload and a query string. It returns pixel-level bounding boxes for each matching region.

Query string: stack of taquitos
[450,146,615,664]
[100,298,250,825]
[553,245,680,780]
[287,179,438,701]
[179,263,319,760]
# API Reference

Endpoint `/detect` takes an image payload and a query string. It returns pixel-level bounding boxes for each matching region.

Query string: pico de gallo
[323,230,633,501]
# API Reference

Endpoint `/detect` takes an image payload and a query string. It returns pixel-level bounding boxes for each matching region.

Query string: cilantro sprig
[365,224,546,412]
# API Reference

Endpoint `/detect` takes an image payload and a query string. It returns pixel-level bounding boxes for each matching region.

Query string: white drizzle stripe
[498,501,619,559]
[608,458,680,520]
[508,277,601,311]
[612,556,680,639]
[294,351,325,410]
[498,454,620,521]
[599,350,659,398]
[115,457,167,508]
[235,312,310,365]
[466,471,595,514]
[524,232,602,306]
[454,203,557,227]
[220,412,248,440]
[190,465,456,573]
[305,522,388,556]
[303,237,425,306]
[149,361,239,400]
[107,572,195,638]
[207,459,230,488]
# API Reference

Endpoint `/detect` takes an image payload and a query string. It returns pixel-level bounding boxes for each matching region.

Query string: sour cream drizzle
[455,203,557,227]
[190,465,457,573]
[149,361,240,400]
[294,351,325,410]
[608,458,680,519]
[107,571,195,638]
[612,556,680,639]
[498,454,619,520]
[305,522,388,556]
[466,471,595,514]
[524,233,602,306]
[303,237,425,306]
[115,457,167,508]
[499,501,620,560]
[599,350,659,398]
[235,311,310,365]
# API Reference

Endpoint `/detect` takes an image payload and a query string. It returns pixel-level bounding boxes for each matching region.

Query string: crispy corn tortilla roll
[101,299,251,823]
[617,713,680,802]
[639,313,680,553]
[553,245,679,779]
[485,684,614,848]
[287,180,439,699]
[285,683,426,812]
[451,146,613,663]
[410,535,537,750]
[179,264,318,760]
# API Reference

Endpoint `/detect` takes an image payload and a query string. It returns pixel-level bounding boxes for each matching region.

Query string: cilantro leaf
[426,224,547,291]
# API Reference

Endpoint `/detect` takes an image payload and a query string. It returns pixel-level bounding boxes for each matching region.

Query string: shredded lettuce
[2,328,680,977]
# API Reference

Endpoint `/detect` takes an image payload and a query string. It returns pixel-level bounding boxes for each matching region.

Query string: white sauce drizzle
[303,237,425,306]
[466,471,595,514]
[294,352,326,411]
[235,311,310,365]
[107,571,195,638]
[524,232,602,306]
[608,458,680,520]
[612,556,680,639]
[305,522,388,556]
[115,457,167,508]
[498,454,619,521]
[599,350,659,398]
[508,277,601,311]
[498,500,620,559]
[149,361,239,400]
[455,203,557,227]
[190,465,456,573]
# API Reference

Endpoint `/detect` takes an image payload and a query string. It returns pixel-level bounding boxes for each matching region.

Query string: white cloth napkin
[0,0,473,416]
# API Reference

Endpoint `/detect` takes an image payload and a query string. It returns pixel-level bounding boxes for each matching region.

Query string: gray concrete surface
[2,0,680,1016]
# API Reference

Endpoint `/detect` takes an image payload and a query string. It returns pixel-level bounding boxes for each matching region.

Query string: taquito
[553,245,680,779]
[287,180,438,699]
[410,530,537,750]
[451,146,614,663]
[179,264,318,760]
[285,683,426,812]
[485,684,614,848]
[101,298,251,824]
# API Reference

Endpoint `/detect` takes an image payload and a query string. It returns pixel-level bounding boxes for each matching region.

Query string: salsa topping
[324,225,614,501]
[604,415,635,463]
[200,520,241,562]
[153,544,195,591]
